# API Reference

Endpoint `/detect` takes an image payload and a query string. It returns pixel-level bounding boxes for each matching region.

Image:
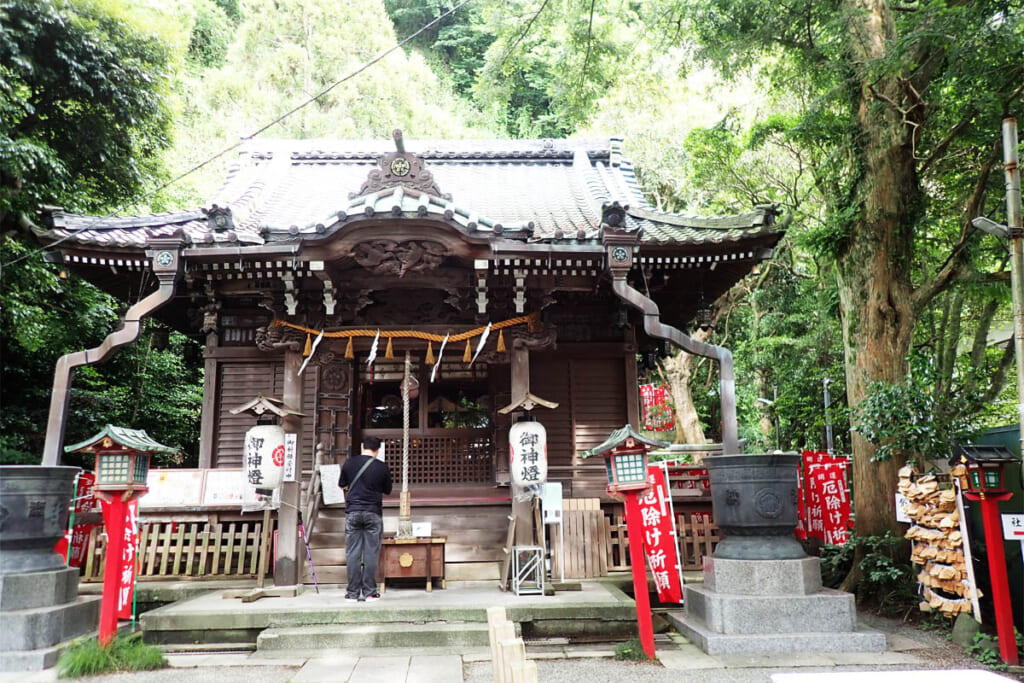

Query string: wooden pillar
[510,344,534,546]
[198,332,218,469]
[276,350,302,586]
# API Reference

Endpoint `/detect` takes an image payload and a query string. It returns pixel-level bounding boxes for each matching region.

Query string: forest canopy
[1,1,1018,545]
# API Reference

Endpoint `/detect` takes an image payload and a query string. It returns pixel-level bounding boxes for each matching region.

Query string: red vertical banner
[116,499,140,619]
[638,463,684,603]
[55,472,100,567]
[801,450,851,545]
[640,384,675,432]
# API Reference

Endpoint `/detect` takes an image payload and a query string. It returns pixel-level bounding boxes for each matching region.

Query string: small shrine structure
[34,132,782,583]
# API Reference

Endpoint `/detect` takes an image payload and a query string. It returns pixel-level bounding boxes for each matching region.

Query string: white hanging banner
[298,331,325,375]
[366,330,381,366]
[509,421,548,487]
[431,333,450,383]
[470,322,491,366]
[244,424,285,491]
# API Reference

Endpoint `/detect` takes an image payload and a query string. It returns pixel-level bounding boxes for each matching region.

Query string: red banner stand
[963,490,1018,666]
[624,490,656,659]
[98,495,129,647]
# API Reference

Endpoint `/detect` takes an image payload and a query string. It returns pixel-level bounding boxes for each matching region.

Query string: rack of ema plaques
[512,545,545,596]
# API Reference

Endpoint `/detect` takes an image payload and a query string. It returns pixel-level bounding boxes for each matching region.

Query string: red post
[98,495,127,647]
[624,490,656,659]
[966,491,1018,666]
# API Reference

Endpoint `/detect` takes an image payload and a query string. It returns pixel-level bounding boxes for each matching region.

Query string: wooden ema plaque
[378,536,446,592]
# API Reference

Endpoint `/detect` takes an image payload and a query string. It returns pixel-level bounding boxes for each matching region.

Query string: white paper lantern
[244,424,285,491]
[510,421,547,487]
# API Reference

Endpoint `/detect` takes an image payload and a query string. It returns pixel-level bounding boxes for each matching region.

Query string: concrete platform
[141,580,639,649]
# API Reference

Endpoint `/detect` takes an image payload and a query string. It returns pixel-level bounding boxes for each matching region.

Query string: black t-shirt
[338,454,393,516]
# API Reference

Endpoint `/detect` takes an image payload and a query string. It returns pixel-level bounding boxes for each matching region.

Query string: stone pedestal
[668,557,886,655]
[0,566,101,671]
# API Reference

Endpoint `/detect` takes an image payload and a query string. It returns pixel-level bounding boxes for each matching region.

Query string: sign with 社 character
[637,462,684,603]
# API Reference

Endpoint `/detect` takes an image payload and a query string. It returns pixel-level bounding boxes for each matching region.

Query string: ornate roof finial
[351,130,449,200]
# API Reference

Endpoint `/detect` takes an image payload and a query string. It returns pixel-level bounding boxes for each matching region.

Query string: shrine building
[35,132,782,583]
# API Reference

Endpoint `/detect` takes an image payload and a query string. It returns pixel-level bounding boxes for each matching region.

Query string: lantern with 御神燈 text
[230,395,304,495]
[510,420,547,487]
[243,423,285,491]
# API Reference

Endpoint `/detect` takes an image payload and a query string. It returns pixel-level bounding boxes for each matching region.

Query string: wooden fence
[81,506,715,582]
[562,506,719,578]
[81,520,267,582]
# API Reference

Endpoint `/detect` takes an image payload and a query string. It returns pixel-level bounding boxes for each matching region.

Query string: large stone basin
[705,453,805,560]
[0,466,80,574]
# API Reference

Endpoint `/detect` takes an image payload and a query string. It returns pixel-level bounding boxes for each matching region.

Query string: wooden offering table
[378,536,446,592]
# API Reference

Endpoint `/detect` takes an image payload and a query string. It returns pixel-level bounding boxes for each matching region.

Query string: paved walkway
[2,628,1016,682]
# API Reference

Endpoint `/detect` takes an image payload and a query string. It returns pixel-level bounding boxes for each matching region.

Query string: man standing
[339,436,392,602]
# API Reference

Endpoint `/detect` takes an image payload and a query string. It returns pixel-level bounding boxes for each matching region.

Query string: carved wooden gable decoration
[353,129,449,200]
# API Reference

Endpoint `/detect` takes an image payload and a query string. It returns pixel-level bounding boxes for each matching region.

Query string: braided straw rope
[270,311,539,343]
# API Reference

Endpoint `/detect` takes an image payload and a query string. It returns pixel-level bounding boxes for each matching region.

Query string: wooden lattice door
[315,360,354,464]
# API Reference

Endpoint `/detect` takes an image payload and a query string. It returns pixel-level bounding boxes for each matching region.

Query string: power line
[2,0,474,271]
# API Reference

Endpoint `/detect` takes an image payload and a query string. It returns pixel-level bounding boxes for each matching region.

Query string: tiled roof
[36,138,780,252]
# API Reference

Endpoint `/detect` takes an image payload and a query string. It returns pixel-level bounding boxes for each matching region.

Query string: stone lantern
[64,425,175,646]
[953,444,1021,665]
[582,425,667,659]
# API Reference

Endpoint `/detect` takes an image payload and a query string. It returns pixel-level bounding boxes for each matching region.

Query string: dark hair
[362,435,382,452]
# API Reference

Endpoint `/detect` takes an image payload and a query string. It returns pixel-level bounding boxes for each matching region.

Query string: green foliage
[186,0,233,69]
[855,351,988,465]
[966,633,1005,668]
[56,633,167,678]
[384,1,493,93]
[613,637,654,662]
[819,533,917,611]
[0,0,179,225]
[474,0,645,137]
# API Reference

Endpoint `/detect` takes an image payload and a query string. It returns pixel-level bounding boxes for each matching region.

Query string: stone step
[0,595,101,652]
[257,621,497,651]
[0,567,82,611]
[666,610,887,655]
[683,585,858,634]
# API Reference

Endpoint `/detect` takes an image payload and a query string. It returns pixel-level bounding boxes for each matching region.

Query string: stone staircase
[140,581,637,654]
[0,566,101,671]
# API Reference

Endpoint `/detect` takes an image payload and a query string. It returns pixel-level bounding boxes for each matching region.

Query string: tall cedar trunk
[665,352,708,445]
[837,0,920,538]
[660,329,710,445]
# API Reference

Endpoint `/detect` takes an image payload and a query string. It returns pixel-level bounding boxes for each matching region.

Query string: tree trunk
[660,329,710,445]
[837,0,923,539]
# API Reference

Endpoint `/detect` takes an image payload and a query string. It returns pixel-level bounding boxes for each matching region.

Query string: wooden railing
[81,520,267,582]
[81,505,716,581]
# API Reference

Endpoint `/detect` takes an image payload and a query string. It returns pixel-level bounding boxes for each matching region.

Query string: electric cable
[1,0,474,272]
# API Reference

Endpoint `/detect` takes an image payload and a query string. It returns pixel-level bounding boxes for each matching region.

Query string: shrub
[57,633,166,678]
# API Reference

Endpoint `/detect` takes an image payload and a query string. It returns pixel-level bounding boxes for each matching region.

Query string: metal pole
[823,378,834,455]
[1002,118,1024,457]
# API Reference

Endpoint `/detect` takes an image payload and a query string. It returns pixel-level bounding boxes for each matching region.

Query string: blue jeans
[345,510,383,598]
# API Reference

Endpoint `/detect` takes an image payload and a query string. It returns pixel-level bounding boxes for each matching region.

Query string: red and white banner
[639,384,675,432]
[638,463,684,603]
[106,499,140,619]
[801,451,851,545]
[55,472,100,567]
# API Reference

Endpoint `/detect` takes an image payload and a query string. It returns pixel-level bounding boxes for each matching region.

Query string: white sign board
[895,492,910,523]
[319,464,345,506]
[140,469,204,508]
[284,433,297,483]
[1002,514,1024,541]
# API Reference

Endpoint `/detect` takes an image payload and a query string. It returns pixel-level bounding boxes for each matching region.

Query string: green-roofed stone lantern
[64,425,175,498]
[582,425,667,494]
[64,425,174,647]
[581,424,667,660]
